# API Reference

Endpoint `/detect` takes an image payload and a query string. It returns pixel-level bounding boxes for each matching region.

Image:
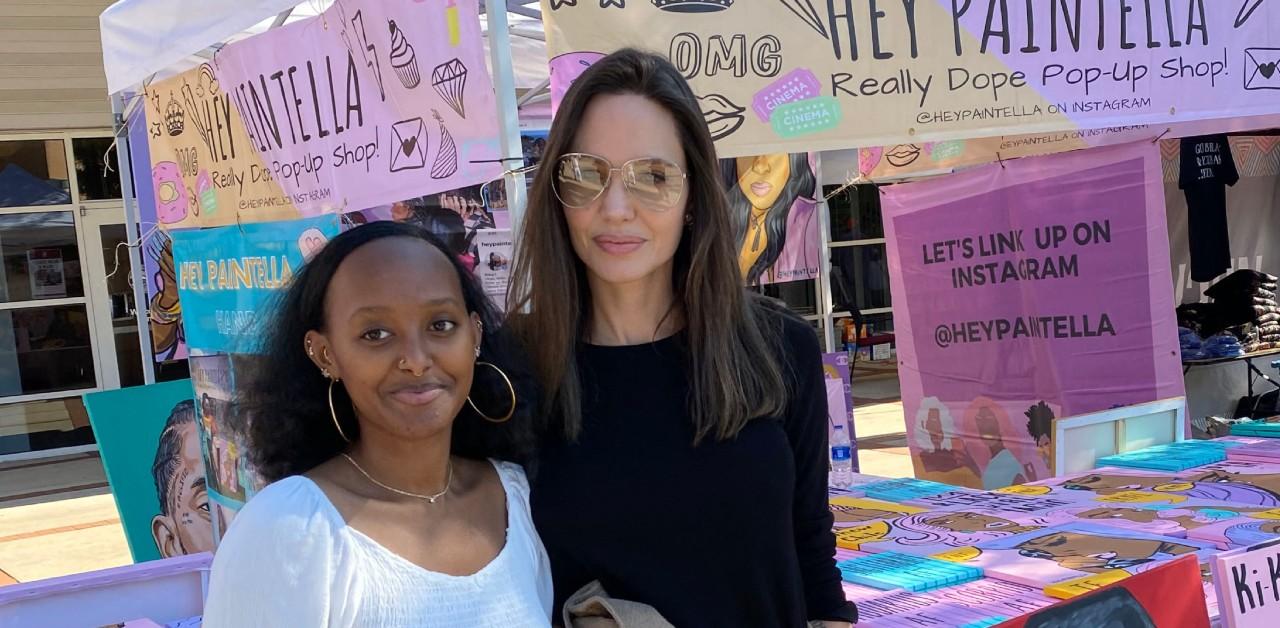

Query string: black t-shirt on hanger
[1179,134,1239,283]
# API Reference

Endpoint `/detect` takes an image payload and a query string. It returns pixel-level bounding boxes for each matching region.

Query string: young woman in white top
[202,222,552,627]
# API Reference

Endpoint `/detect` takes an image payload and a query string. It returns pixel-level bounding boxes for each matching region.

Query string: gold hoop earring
[328,379,352,443]
[467,361,516,424]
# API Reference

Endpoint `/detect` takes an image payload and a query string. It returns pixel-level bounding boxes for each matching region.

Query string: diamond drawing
[432,58,469,119]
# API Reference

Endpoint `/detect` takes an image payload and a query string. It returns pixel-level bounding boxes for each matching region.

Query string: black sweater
[530,314,857,627]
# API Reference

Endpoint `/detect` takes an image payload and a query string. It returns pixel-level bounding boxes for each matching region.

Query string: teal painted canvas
[84,379,213,563]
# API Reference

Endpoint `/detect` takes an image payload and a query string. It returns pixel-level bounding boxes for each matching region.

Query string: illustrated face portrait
[1062,474,1170,494]
[1076,507,1157,524]
[925,408,943,448]
[925,511,1021,532]
[152,422,214,558]
[1187,470,1280,497]
[975,406,1001,441]
[735,154,790,210]
[831,504,903,524]
[1016,531,1194,573]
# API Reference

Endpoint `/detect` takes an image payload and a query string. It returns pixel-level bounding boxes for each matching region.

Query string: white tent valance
[100,0,312,95]
[100,0,550,97]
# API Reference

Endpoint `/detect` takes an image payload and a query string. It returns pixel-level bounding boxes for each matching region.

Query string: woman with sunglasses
[202,223,552,626]
[509,50,856,627]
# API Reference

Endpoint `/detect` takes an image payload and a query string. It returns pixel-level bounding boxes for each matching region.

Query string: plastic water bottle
[830,424,853,488]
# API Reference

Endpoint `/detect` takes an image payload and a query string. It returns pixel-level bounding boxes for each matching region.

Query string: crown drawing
[164,95,185,137]
[652,0,733,12]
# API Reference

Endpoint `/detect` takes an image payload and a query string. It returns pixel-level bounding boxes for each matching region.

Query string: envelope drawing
[390,117,427,172]
[1244,48,1280,91]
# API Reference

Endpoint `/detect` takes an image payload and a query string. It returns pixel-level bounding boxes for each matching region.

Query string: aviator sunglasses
[552,153,687,210]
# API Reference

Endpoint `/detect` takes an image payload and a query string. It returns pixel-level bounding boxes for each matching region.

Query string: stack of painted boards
[1230,415,1280,438]
[830,436,1280,627]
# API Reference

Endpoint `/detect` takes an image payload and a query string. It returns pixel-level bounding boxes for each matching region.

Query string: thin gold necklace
[341,453,453,504]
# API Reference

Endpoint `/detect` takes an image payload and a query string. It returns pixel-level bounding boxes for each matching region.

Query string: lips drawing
[698,93,745,141]
[885,144,922,168]
[750,182,773,198]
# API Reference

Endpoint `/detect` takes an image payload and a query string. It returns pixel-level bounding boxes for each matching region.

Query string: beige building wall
[0,0,114,132]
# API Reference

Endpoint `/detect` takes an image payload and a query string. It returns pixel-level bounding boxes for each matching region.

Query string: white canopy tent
[98,0,549,383]
[99,0,552,104]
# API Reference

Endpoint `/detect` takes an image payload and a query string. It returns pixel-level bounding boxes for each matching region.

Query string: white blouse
[202,460,553,627]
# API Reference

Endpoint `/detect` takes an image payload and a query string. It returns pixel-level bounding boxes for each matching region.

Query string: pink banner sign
[883,142,1184,490]
[212,0,501,216]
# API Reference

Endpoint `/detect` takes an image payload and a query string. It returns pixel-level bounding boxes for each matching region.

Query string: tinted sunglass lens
[624,159,684,209]
[555,155,609,208]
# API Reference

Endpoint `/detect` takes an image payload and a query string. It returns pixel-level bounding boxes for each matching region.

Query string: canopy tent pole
[484,0,527,235]
[112,91,157,385]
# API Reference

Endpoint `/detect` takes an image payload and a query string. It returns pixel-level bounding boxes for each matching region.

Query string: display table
[0,552,209,628]
[831,439,1280,627]
[1183,347,1280,417]
[10,443,1280,627]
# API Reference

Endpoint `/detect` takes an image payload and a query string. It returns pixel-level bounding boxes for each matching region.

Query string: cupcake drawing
[388,20,420,89]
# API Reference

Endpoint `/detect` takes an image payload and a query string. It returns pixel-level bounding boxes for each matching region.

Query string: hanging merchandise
[724,153,821,285]
[170,216,341,355]
[142,63,302,230]
[169,215,341,544]
[1178,135,1240,283]
[543,2,1280,157]
[210,0,501,216]
[130,107,188,363]
[473,229,513,308]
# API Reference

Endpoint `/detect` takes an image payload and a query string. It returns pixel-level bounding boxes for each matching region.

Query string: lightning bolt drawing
[149,89,162,116]
[1236,0,1267,28]
[349,9,386,101]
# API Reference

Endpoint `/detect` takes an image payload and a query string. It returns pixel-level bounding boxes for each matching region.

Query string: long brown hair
[507,48,787,444]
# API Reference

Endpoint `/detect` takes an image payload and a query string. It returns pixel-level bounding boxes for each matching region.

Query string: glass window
[761,278,818,317]
[0,211,84,302]
[0,304,97,399]
[0,397,96,455]
[859,312,895,336]
[829,245,891,313]
[833,312,896,349]
[73,137,122,201]
[0,139,72,208]
[826,183,883,242]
